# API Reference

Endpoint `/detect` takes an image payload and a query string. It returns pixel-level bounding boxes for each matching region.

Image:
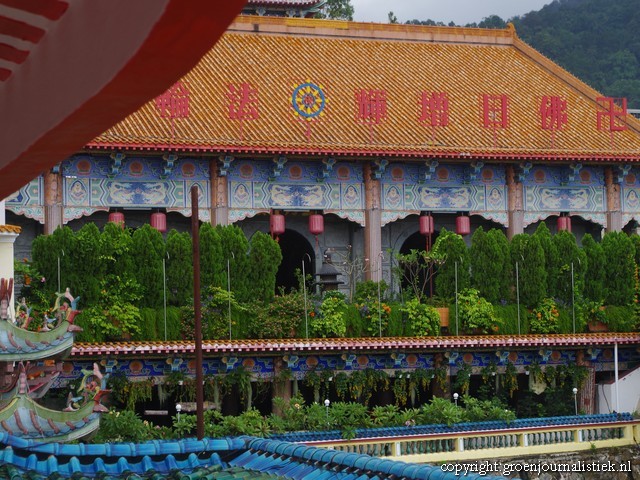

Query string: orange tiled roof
[0,225,21,234]
[72,332,640,357]
[89,16,640,161]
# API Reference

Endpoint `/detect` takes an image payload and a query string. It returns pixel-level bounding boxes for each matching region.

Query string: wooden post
[191,186,204,440]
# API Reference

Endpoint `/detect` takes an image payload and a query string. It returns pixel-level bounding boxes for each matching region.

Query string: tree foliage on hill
[316,0,353,20]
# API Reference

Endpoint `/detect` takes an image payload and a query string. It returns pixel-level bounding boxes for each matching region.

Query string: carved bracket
[109,152,125,177]
[495,350,510,365]
[538,349,552,363]
[283,354,299,369]
[420,159,439,183]
[166,357,183,373]
[370,158,388,180]
[616,164,632,184]
[220,356,238,373]
[270,155,287,181]
[341,353,356,369]
[587,348,601,361]
[317,157,336,182]
[161,153,178,179]
[567,163,583,184]
[218,155,234,177]
[391,352,405,367]
[517,161,532,183]
[445,351,459,366]
[468,161,485,183]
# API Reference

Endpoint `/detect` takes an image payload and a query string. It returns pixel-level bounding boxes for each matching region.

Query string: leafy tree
[31,226,76,295]
[217,225,251,302]
[601,231,636,305]
[165,230,193,306]
[316,0,354,20]
[388,11,398,24]
[533,222,558,297]
[432,229,470,300]
[552,230,586,306]
[199,223,223,290]
[470,227,509,304]
[100,222,134,278]
[68,223,102,307]
[131,225,165,308]
[582,233,606,302]
[510,234,546,308]
[247,231,282,303]
[488,228,512,303]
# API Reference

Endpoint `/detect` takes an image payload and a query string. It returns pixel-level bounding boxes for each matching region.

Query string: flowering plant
[356,301,391,336]
[529,297,560,333]
[581,299,607,325]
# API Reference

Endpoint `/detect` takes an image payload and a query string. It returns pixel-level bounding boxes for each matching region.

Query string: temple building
[5,14,640,293]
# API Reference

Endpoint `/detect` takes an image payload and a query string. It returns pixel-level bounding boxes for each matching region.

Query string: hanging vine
[502,361,518,398]
[392,372,408,407]
[452,361,471,395]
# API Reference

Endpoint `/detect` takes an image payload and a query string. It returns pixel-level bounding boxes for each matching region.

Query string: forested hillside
[512,0,640,108]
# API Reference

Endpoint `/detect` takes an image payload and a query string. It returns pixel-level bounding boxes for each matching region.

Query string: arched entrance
[275,229,315,292]
[398,230,440,299]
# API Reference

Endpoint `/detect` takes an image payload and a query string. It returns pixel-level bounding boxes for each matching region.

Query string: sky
[350,0,553,25]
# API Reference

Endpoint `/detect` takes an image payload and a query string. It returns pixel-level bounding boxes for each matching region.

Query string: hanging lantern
[108,211,125,229]
[558,215,572,232]
[456,215,471,236]
[150,212,167,233]
[309,214,324,236]
[419,214,434,236]
[270,213,285,238]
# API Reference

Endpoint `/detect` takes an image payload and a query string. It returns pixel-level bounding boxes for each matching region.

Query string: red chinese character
[540,96,567,130]
[356,89,387,143]
[482,94,509,129]
[226,83,259,140]
[155,81,190,138]
[227,83,259,121]
[597,97,627,132]
[419,92,449,127]
[540,95,567,149]
[481,94,509,147]
[155,82,190,120]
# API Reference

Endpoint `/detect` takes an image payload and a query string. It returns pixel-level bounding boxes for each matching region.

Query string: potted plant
[583,300,608,332]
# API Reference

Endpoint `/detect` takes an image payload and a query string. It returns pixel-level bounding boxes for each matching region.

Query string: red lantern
[270,213,285,237]
[108,211,125,229]
[150,212,167,233]
[419,215,434,236]
[456,215,470,236]
[558,216,572,232]
[309,214,324,236]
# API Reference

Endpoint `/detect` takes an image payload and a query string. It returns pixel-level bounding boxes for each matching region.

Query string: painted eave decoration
[88,15,640,163]
[0,0,247,200]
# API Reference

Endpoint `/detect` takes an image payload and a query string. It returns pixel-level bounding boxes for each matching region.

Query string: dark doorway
[275,229,315,292]
[399,230,440,298]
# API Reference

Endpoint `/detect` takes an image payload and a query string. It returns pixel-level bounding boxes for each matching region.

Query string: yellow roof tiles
[89,16,640,161]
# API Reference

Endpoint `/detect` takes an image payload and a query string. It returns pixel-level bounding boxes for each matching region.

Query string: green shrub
[529,298,560,333]
[493,304,528,334]
[156,306,183,341]
[401,298,440,336]
[250,291,304,339]
[135,308,158,340]
[458,288,499,334]
[603,305,637,332]
[312,291,347,338]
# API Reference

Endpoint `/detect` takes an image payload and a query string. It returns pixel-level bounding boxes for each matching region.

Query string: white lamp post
[453,392,459,406]
[572,387,578,415]
[176,403,182,420]
[324,398,330,426]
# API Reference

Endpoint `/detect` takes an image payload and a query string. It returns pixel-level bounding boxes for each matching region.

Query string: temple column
[0,225,21,320]
[210,159,228,226]
[271,357,292,416]
[43,170,63,234]
[576,350,596,415]
[364,163,382,282]
[605,167,622,232]
[506,165,524,238]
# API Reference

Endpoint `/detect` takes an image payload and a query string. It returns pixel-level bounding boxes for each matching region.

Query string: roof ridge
[230,14,516,45]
